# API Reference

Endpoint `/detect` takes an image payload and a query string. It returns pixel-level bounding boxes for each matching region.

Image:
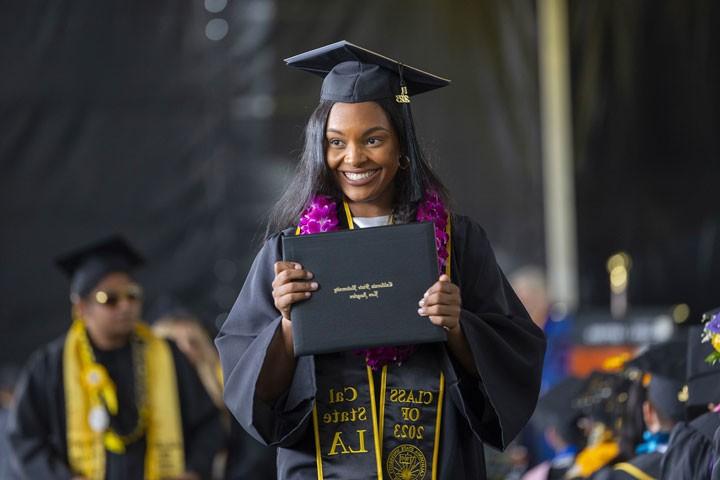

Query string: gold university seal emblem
[387,443,427,480]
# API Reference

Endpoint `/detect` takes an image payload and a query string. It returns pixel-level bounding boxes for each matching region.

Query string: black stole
[312,347,444,480]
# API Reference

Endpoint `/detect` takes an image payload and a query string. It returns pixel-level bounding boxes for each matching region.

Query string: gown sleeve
[7,346,73,479]
[452,216,546,450]
[712,425,720,480]
[168,341,225,478]
[215,233,316,447]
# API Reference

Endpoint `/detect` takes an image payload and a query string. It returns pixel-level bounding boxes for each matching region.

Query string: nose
[116,296,138,313]
[344,143,364,167]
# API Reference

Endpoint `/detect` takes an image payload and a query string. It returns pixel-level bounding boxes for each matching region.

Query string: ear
[642,400,655,427]
[72,296,88,321]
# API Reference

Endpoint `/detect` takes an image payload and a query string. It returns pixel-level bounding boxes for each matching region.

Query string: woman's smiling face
[325,101,401,217]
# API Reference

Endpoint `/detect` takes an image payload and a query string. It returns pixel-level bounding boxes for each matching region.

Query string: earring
[398,155,410,170]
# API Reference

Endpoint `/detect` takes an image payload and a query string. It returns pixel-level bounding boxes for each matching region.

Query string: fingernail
[310,282,318,289]
[418,299,425,306]
[305,292,311,297]
[306,271,314,279]
[294,263,302,270]
[423,291,429,298]
[418,308,425,315]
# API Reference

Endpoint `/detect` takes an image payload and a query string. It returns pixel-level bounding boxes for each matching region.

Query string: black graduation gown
[224,419,278,480]
[8,334,224,480]
[592,452,662,480]
[660,412,720,480]
[216,214,546,479]
[711,423,720,480]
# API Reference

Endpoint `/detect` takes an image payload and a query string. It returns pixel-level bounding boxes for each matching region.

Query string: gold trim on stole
[312,404,324,480]
[431,372,445,479]
[343,201,355,230]
[613,462,655,480]
[378,365,388,455]
[367,366,384,480]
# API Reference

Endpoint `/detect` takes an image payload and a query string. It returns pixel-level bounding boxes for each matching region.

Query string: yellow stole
[63,320,185,480]
[570,426,620,478]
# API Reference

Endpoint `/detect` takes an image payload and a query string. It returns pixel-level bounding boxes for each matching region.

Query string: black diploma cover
[282,222,447,356]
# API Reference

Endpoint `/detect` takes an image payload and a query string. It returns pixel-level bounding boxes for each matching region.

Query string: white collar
[352,215,392,228]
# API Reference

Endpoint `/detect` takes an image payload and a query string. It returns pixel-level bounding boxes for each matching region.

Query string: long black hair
[617,377,647,462]
[265,98,449,238]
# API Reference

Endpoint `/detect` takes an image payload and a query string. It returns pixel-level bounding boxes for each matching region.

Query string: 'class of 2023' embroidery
[313,349,444,480]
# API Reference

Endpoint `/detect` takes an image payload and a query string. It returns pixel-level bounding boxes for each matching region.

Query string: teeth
[344,171,376,180]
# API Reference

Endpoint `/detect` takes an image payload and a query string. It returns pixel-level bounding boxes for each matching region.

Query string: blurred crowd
[485,268,720,480]
[0,244,716,480]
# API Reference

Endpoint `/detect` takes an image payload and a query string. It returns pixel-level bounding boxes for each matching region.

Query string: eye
[327,138,344,147]
[366,137,383,146]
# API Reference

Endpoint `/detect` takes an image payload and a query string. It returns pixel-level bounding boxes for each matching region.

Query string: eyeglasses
[93,285,144,307]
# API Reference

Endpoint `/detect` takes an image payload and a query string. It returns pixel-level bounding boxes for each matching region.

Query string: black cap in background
[573,371,633,427]
[55,235,145,298]
[628,339,687,422]
[533,377,586,444]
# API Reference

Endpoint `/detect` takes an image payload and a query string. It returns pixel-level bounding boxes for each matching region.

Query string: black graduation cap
[687,323,720,408]
[533,377,585,444]
[55,235,145,298]
[284,40,450,103]
[628,339,687,421]
[573,371,633,426]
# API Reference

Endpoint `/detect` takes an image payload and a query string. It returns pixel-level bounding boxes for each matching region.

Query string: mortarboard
[55,235,145,298]
[284,40,450,103]
[628,339,687,421]
[533,377,586,444]
[573,371,633,427]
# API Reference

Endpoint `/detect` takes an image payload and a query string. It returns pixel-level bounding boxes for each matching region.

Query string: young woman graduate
[215,41,546,480]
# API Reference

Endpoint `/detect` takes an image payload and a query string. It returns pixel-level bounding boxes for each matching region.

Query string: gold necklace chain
[79,326,149,446]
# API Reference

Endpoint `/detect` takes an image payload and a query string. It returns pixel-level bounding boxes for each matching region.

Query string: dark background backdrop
[1,0,718,364]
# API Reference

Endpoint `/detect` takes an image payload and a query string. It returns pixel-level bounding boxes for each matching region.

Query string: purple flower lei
[297,190,450,370]
[297,194,340,234]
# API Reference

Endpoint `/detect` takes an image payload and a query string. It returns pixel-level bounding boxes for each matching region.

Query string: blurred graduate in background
[8,236,223,480]
[522,377,586,480]
[593,340,686,479]
[564,363,641,479]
